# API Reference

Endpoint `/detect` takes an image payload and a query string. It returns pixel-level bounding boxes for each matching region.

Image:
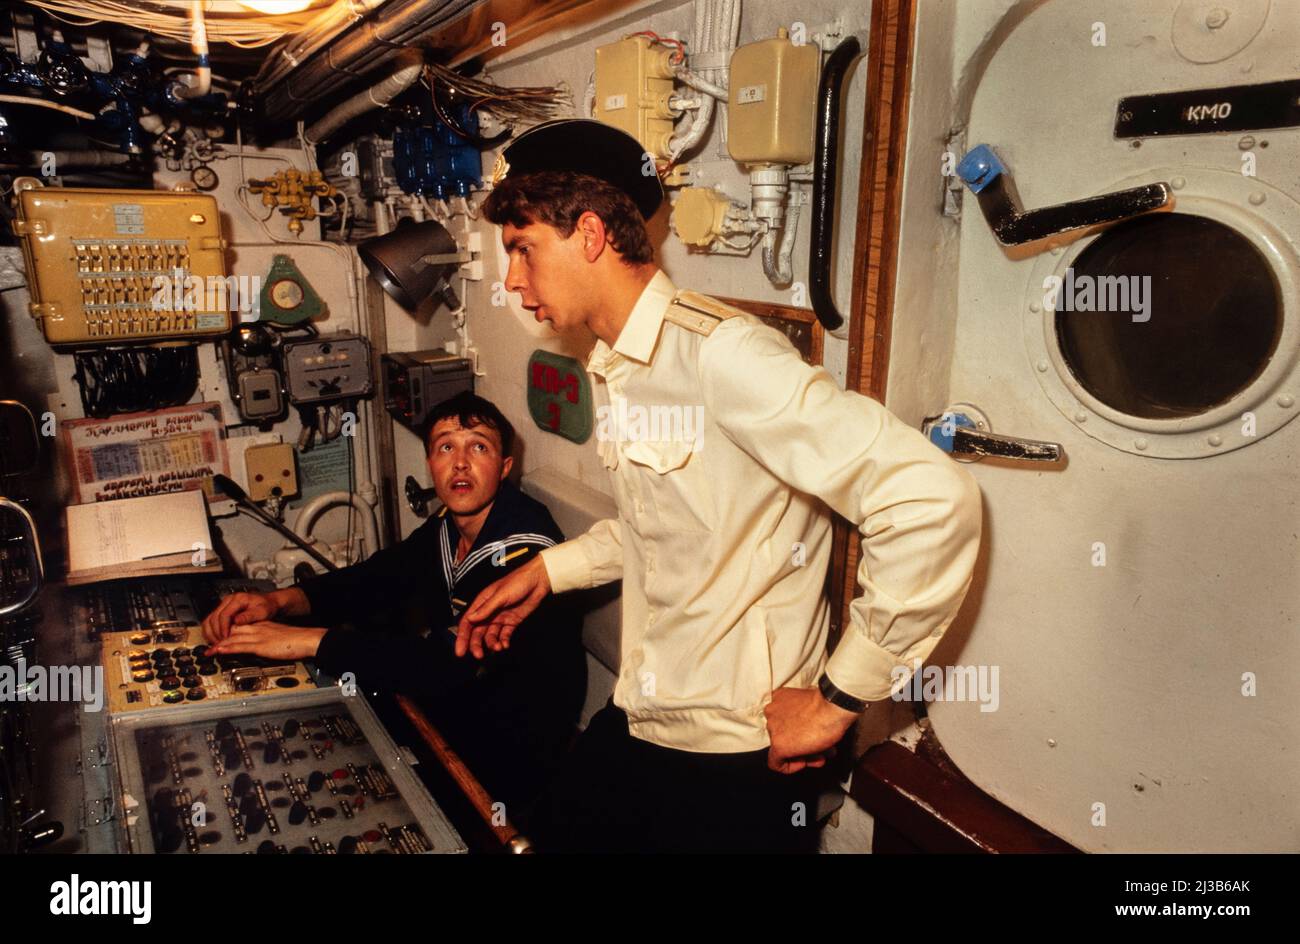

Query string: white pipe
[674,65,728,101]
[0,95,95,120]
[173,1,212,100]
[292,491,381,560]
[761,201,800,285]
[304,62,423,144]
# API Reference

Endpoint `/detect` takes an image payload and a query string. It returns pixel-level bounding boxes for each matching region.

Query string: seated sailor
[201,391,586,818]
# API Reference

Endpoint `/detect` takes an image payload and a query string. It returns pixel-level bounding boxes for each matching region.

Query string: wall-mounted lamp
[358,219,470,311]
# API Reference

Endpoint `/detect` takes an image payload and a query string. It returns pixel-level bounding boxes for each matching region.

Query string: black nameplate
[1115,78,1300,138]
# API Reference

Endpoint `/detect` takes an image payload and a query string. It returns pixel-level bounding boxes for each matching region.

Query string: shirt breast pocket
[622,439,714,533]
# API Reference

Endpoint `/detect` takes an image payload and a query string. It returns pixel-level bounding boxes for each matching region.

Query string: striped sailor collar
[436,480,556,587]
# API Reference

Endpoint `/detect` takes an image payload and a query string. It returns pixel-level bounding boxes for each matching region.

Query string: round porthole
[1055,213,1281,420]
[1024,168,1300,459]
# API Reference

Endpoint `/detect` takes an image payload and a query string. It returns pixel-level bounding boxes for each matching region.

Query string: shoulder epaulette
[663,290,747,337]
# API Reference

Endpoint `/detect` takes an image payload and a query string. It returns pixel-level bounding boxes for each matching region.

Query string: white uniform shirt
[539,270,982,752]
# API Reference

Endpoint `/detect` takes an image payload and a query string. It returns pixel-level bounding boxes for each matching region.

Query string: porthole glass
[1055,214,1281,419]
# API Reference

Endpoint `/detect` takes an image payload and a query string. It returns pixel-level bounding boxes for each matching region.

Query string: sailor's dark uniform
[300,480,586,814]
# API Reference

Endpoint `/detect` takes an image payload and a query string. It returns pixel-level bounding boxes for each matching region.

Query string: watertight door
[889,0,1300,852]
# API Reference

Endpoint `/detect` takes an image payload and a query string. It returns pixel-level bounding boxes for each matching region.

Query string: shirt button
[635,500,646,515]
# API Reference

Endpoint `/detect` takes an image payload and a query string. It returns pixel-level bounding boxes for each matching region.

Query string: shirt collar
[587,269,677,375]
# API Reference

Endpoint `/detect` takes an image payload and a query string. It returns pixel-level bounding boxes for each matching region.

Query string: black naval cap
[490,118,665,220]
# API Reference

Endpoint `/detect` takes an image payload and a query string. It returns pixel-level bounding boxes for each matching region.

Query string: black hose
[809,35,865,333]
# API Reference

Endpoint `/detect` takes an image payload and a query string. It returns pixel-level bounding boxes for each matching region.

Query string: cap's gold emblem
[490,153,510,186]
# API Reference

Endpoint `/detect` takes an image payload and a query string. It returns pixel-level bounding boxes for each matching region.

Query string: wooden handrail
[394,694,532,853]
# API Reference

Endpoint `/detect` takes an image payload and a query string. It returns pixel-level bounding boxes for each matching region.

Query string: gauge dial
[270,278,305,310]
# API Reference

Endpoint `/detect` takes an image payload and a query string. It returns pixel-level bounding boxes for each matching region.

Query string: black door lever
[956,144,1171,246]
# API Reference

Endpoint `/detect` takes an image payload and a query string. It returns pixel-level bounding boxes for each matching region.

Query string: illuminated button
[162,690,184,704]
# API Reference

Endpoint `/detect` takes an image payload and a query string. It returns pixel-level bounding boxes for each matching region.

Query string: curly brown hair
[482,169,655,265]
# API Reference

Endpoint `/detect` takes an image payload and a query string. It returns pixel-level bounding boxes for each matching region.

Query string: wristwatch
[818,672,869,714]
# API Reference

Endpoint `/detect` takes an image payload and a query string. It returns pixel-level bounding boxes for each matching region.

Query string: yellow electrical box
[595,35,677,162]
[727,28,821,166]
[672,187,733,247]
[10,178,230,346]
[244,442,298,502]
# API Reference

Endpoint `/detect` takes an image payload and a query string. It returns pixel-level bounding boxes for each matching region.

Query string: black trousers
[532,701,826,854]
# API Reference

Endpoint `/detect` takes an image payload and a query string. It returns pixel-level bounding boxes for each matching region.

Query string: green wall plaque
[526,350,592,443]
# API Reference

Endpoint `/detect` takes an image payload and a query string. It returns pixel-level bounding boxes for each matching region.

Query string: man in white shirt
[457,119,982,852]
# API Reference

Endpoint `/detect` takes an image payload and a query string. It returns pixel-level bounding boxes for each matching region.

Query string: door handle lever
[924,407,1064,463]
[956,144,1171,245]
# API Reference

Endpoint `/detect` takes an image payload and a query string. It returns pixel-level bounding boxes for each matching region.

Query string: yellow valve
[247,169,338,235]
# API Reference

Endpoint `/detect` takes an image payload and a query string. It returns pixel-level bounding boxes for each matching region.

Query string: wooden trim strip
[831,0,918,643]
[851,741,1080,854]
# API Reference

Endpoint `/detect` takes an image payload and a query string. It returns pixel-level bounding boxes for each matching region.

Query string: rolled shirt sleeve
[698,318,983,704]
[538,517,624,593]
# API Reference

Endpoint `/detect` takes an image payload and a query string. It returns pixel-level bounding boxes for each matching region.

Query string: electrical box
[595,35,677,162]
[244,442,298,502]
[235,370,286,422]
[727,29,821,166]
[282,333,373,405]
[671,187,733,247]
[225,325,287,425]
[10,177,230,345]
[383,351,474,432]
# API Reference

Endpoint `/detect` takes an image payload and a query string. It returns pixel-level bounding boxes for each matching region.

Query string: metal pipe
[304,60,423,144]
[256,0,479,128]
[292,490,381,560]
[808,34,865,334]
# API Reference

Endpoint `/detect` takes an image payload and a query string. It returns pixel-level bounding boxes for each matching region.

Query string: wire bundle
[27,0,332,49]
[424,62,569,130]
[72,345,200,418]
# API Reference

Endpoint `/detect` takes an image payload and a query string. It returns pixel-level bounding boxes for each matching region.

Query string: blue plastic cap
[956,145,1005,193]
[927,412,975,453]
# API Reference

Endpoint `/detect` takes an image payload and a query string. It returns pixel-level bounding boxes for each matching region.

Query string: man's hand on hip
[455,555,552,659]
[764,685,861,774]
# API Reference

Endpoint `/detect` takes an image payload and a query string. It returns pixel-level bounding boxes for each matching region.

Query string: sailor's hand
[205,622,326,661]
[201,592,279,644]
[201,587,309,644]
[763,685,859,774]
[455,556,552,659]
